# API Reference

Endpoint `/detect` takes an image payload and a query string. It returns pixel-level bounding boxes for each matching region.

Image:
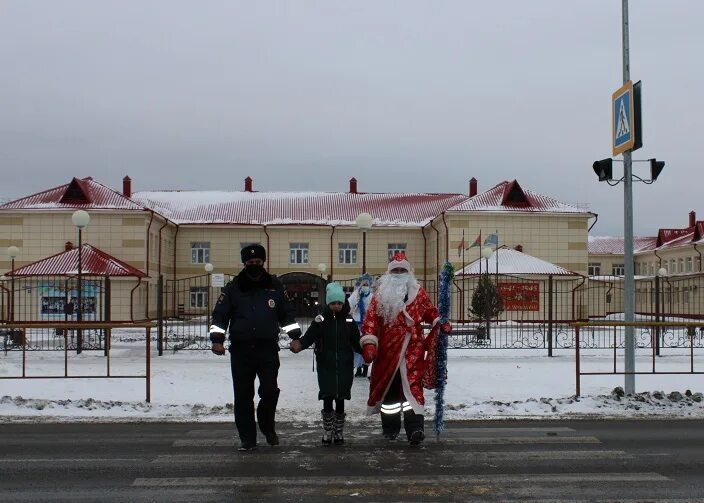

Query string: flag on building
[457,233,465,257]
[467,233,482,249]
[483,233,499,248]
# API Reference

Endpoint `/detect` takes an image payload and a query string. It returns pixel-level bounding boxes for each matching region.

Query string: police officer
[210,244,301,451]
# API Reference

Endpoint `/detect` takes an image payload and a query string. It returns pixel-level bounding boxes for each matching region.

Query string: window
[387,243,407,260]
[191,242,210,264]
[649,263,655,276]
[190,287,208,308]
[588,263,601,276]
[670,259,676,274]
[289,243,309,264]
[687,257,693,272]
[611,264,625,276]
[338,243,357,264]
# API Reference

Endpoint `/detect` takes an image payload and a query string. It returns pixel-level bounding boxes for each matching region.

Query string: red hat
[387,251,411,273]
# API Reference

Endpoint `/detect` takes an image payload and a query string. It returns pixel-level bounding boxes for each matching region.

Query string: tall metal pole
[77,229,83,354]
[362,230,367,274]
[9,258,15,322]
[622,0,636,394]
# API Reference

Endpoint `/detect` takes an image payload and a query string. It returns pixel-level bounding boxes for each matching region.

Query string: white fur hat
[387,251,411,273]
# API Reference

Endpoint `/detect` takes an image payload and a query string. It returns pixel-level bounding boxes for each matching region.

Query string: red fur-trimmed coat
[360,284,440,415]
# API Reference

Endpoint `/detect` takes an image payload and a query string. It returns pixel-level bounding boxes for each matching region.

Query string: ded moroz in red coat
[360,282,441,415]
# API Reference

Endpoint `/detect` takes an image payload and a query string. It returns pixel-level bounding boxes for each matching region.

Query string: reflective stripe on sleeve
[282,323,301,333]
[209,325,226,334]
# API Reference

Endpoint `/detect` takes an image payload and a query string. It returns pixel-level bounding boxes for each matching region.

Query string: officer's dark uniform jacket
[209,270,300,346]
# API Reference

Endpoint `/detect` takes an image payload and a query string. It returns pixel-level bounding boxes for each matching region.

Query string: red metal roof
[588,236,657,255]
[0,177,146,211]
[7,245,147,277]
[447,180,591,214]
[131,191,469,226]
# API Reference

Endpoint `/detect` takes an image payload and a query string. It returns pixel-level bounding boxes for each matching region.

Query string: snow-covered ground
[1,329,703,423]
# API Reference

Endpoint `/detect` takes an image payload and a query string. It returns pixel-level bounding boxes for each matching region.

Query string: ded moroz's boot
[333,412,346,445]
[321,410,334,446]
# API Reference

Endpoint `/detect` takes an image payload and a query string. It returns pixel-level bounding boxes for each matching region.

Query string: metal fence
[0,275,108,351]
[4,271,703,353]
[158,273,233,352]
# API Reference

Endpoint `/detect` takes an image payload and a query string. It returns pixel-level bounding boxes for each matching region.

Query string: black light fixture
[649,158,665,181]
[592,158,613,182]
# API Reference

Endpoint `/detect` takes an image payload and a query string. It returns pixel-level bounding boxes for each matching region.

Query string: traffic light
[649,159,665,181]
[593,158,613,182]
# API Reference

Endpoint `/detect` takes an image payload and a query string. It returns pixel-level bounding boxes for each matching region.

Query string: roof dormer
[59,177,93,204]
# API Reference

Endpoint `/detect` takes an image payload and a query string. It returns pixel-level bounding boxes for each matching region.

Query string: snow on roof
[0,178,146,212]
[7,244,147,277]
[130,190,468,226]
[588,236,657,255]
[455,247,581,276]
[447,180,590,214]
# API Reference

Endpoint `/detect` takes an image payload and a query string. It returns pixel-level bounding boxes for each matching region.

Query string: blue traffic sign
[612,81,635,156]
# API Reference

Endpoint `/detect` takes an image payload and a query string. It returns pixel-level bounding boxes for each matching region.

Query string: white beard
[375,273,417,325]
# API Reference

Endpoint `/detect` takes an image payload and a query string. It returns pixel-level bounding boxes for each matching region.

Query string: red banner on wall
[497,282,540,311]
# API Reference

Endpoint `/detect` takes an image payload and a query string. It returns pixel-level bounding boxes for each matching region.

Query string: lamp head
[204,263,214,273]
[71,210,90,229]
[355,212,373,230]
[7,246,19,259]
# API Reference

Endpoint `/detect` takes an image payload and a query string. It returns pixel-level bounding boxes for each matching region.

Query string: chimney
[65,241,74,251]
[469,177,477,197]
[122,176,132,198]
[244,176,253,192]
[689,210,696,227]
[349,177,358,194]
[514,244,523,253]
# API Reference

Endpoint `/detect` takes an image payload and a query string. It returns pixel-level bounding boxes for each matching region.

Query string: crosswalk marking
[184,426,577,437]
[152,449,632,464]
[133,473,669,487]
[173,435,601,447]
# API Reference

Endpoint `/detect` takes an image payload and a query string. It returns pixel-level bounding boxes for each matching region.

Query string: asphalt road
[1,419,704,502]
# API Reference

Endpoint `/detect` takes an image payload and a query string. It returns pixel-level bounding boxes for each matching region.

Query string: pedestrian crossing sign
[612,81,635,156]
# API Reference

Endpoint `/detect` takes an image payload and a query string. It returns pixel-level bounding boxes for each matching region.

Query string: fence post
[157,275,164,356]
[575,325,580,396]
[654,275,661,356]
[548,275,553,357]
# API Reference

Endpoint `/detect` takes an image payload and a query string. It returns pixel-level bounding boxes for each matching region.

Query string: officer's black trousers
[230,342,280,445]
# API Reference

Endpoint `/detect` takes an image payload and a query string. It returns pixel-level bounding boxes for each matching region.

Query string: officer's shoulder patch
[216,293,225,304]
[268,299,276,309]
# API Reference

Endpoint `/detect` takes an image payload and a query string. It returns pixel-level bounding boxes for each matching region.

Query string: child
[290,282,362,445]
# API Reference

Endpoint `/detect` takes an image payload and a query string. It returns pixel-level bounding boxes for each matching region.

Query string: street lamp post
[7,246,19,322]
[481,246,493,340]
[355,213,373,274]
[204,262,213,334]
[317,263,327,279]
[72,210,90,354]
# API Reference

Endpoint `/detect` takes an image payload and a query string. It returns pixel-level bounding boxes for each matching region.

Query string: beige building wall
[443,213,590,275]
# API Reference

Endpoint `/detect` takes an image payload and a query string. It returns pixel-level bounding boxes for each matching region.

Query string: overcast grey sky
[1,1,702,236]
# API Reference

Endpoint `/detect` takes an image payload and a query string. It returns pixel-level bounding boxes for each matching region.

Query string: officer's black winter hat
[241,244,266,263]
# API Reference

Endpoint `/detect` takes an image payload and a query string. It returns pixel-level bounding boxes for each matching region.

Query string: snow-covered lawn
[1,330,703,422]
